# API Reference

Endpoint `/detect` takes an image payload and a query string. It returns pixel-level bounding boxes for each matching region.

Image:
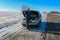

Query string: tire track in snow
[0,22,24,40]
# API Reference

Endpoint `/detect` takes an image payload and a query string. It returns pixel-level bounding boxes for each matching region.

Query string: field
[0,12,24,40]
[0,12,60,40]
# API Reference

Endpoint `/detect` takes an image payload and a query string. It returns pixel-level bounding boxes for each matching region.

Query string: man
[39,12,47,39]
[23,7,31,29]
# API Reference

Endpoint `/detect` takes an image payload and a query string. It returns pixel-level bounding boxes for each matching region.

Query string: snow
[0,22,23,40]
[0,16,20,28]
[0,12,24,40]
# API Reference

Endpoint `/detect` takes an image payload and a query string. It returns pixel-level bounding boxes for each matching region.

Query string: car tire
[22,22,26,26]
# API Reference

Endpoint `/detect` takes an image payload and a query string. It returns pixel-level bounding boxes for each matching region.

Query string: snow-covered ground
[0,16,20,28]
[0,12,24,40]
[0,22,24,40]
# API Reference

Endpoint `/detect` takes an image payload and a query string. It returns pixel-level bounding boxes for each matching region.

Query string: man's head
[22,5,30,11]
[26,7,30,11]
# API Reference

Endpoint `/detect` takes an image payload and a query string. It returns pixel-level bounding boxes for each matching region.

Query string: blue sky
[0,0,60,12]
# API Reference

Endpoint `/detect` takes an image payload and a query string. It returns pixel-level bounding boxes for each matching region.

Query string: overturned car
[22,10,41,26]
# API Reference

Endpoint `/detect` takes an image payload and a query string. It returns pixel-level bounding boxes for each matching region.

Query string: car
[22,10,41,26]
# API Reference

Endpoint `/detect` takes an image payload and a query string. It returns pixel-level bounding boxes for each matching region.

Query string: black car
[22,10,41,26]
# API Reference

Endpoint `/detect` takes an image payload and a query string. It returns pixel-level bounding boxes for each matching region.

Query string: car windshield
[30,11,39,19]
